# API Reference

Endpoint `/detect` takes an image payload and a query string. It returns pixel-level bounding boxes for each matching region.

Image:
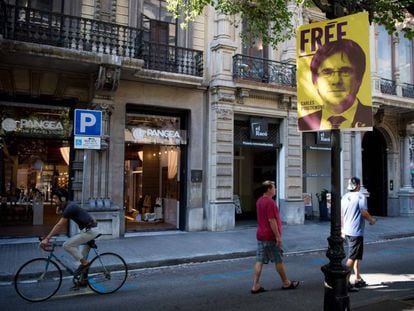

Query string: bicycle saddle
[86,233,102,249]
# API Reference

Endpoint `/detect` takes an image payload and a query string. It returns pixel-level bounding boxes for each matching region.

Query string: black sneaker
[348,284,359,292]
[354,279,367,288]
[77,279,88,287]
[71,280,88,290]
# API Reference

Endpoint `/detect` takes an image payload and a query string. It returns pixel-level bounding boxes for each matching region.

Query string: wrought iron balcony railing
[137,41,203,77]
[380,78,397,95]
[0,4,203,77]
[1,4,142,58]
[233,54,296,87]
[402,83,414,99]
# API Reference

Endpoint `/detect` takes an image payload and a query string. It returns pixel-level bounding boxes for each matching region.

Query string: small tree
[166,0,414,49]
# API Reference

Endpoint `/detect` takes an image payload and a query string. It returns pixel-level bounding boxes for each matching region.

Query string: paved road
[1,237,413,311]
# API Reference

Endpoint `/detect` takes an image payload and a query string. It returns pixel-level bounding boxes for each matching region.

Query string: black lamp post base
[321,264,350,311]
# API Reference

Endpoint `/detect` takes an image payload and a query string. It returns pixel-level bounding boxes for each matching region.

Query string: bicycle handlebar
[38,236,58,252]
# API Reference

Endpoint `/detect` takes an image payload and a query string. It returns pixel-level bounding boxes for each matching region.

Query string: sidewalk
[1,216,414,309]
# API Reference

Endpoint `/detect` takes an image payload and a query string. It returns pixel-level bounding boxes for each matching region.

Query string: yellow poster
[296,12,372,132]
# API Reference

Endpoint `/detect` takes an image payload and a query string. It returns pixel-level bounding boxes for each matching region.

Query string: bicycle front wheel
[87,252,128,294]
[14,258,62,302]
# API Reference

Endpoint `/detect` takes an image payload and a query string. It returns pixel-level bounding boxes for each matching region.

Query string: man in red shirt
[251,180,300,293]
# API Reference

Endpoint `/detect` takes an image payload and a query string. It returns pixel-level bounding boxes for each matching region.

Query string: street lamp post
[321,129,349,310]
[308,2,376,310]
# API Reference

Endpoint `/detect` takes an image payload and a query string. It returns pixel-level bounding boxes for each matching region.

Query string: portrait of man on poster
[298,39,372,131]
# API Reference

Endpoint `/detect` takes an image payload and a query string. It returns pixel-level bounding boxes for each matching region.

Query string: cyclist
[40,189,99,284]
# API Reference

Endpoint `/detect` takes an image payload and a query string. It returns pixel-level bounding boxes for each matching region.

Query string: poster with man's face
[296,12,372,132]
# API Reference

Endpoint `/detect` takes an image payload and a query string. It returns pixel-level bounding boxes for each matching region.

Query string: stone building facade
[0,1,413,239]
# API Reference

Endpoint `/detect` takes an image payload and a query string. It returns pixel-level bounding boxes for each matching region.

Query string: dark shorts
[345,235,364,260]
[256,240,284,264]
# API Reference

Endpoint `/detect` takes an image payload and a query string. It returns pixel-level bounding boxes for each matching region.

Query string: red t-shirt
[256,195,282,241]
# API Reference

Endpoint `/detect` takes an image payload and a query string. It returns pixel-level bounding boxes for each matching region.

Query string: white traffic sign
[74,136,101,149]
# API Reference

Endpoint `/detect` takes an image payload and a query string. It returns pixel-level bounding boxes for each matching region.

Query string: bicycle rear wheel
[87,252,128,294]
[14,258,62,302]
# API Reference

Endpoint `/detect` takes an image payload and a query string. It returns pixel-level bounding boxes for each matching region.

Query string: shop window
[124,112,185,231]
[0,137,69,236]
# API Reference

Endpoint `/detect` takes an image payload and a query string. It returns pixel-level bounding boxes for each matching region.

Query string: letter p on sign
[74,109,102,136]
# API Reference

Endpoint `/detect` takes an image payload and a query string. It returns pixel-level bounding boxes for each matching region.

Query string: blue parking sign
[74,109,102,136]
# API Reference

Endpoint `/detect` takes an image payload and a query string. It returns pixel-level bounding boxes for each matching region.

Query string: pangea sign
[133,128,181,140]
[127,127,187,145]
[2,118,64,132]
[0,104,71,138]
[1,117,69,138]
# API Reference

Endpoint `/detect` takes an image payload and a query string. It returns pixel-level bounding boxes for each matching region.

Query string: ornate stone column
[280,1,303,63]
[352,132,369,195]
[399,126,414,217]
[402,135,411,189]
[79,55,121,204]
[371,26,381,96]
[207,90,235,231]
[71,55,122,238]
[89,97,114,200]
[393,34,402,96]
[206,11,238,231]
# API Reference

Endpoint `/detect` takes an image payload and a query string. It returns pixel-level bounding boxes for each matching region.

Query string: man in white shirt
[341,177,376,292]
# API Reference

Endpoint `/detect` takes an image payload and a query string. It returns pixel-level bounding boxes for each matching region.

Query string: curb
[2,235,414,284]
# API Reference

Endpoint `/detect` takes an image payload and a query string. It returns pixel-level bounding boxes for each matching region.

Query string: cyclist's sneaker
[71,280,88,290]
[77,279,88,287]
[73,263,89,276]
[354,278,368,288]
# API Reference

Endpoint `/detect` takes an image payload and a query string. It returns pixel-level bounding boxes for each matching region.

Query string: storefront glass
[0,102,71,237]
[124,113,185,231]
[233,117,280,222]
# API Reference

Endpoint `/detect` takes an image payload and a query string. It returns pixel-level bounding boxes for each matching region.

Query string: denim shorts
[256,240,284,264]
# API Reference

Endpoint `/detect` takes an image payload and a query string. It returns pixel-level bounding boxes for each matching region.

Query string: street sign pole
[74,109,102,208]
[321,129,349,310]
[81,151,87,209]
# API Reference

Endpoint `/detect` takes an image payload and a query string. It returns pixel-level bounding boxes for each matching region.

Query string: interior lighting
[60,147,70,165]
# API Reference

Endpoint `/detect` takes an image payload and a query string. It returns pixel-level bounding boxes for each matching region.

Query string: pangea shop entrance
[124,107,187,232]
[0,102,71,238]
[233,117,280,222]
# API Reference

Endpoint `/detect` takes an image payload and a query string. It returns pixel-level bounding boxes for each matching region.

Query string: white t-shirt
[341,191,367,236]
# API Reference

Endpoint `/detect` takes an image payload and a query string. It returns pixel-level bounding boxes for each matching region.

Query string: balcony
[380,78,397,95]
[137,41,203,77]
[233,54,296,87]
[0,4,203,77]
[402,83,414,99]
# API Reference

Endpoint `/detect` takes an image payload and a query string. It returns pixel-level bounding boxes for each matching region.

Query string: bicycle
[14,233,128,302]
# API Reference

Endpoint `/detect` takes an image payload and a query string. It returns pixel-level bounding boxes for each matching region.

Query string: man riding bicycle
[40,189,99,284]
